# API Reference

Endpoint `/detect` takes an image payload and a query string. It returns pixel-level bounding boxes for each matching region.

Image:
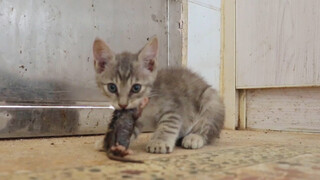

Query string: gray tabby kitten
[93,37,224,154]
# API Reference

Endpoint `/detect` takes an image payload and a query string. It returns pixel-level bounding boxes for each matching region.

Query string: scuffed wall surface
[0,0,169,102]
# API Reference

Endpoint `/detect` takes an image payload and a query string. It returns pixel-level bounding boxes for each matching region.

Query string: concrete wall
[187,0,221,90]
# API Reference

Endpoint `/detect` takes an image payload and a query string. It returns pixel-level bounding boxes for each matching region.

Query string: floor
[0,130,320,180]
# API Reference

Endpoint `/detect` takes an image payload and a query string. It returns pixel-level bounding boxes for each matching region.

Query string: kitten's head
[93,37,158,110]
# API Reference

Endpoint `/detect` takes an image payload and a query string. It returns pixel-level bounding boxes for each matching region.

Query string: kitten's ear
[138,37,158,72]
[93,38,114,73]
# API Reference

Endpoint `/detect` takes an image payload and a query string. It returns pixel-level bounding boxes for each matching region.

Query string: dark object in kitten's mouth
[103,109,143,163]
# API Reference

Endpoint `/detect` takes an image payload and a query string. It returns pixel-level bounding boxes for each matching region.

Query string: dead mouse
[103,109,143,163]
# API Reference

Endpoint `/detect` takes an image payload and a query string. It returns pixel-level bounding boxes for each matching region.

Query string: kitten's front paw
[146,140,174,154]
[94,138,104,151]
[182,134,205,149]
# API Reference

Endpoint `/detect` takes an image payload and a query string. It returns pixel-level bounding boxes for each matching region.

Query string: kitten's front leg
[146,112,181,154]
[130,97,149,141]
[130,121,143,142]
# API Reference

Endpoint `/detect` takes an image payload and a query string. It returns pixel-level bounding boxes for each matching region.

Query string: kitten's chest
[138,98,160,132]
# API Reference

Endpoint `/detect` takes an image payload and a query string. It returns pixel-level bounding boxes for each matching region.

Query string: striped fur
[93,37,225,154]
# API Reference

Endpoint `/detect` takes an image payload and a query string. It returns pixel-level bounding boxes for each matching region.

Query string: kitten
[93,37,225,153]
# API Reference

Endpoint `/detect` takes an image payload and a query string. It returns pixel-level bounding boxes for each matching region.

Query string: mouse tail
[107,153,144,163]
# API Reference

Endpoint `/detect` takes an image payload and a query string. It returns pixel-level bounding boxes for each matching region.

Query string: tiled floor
[0,130,319,180]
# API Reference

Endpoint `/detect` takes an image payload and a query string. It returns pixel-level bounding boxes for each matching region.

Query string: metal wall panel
[0,106,113,138]
[0,0,184,138]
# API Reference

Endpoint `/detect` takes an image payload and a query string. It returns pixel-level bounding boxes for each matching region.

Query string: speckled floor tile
[0,130,319,180]
[212,153,320,180]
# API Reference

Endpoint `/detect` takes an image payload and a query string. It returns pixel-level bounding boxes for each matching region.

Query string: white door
[235,0,320,132]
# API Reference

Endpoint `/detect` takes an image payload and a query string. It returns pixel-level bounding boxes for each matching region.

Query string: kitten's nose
[118,104,128,109]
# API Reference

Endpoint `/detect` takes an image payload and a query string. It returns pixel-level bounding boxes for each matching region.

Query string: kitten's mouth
[114,107,125,110]
[114,105,129,110]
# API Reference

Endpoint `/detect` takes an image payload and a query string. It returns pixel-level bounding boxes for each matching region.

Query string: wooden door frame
[220,0,243,130]
[181,0,188,66]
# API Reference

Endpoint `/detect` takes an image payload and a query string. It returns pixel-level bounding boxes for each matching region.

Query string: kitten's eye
[107,83,117,93]
[131,84,141,93]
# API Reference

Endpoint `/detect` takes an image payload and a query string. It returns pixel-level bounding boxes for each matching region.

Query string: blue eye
[131,84,141,93]
[107,83,117,93]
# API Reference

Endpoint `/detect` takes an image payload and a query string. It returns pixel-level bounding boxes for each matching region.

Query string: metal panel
[0,106,113,138]
[0,0,185,138]
[0,0,172,103]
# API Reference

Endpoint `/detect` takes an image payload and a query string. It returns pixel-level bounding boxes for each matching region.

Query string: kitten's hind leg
[182,133,205,149]
[146,112,181,154]
[182,88,225,149]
